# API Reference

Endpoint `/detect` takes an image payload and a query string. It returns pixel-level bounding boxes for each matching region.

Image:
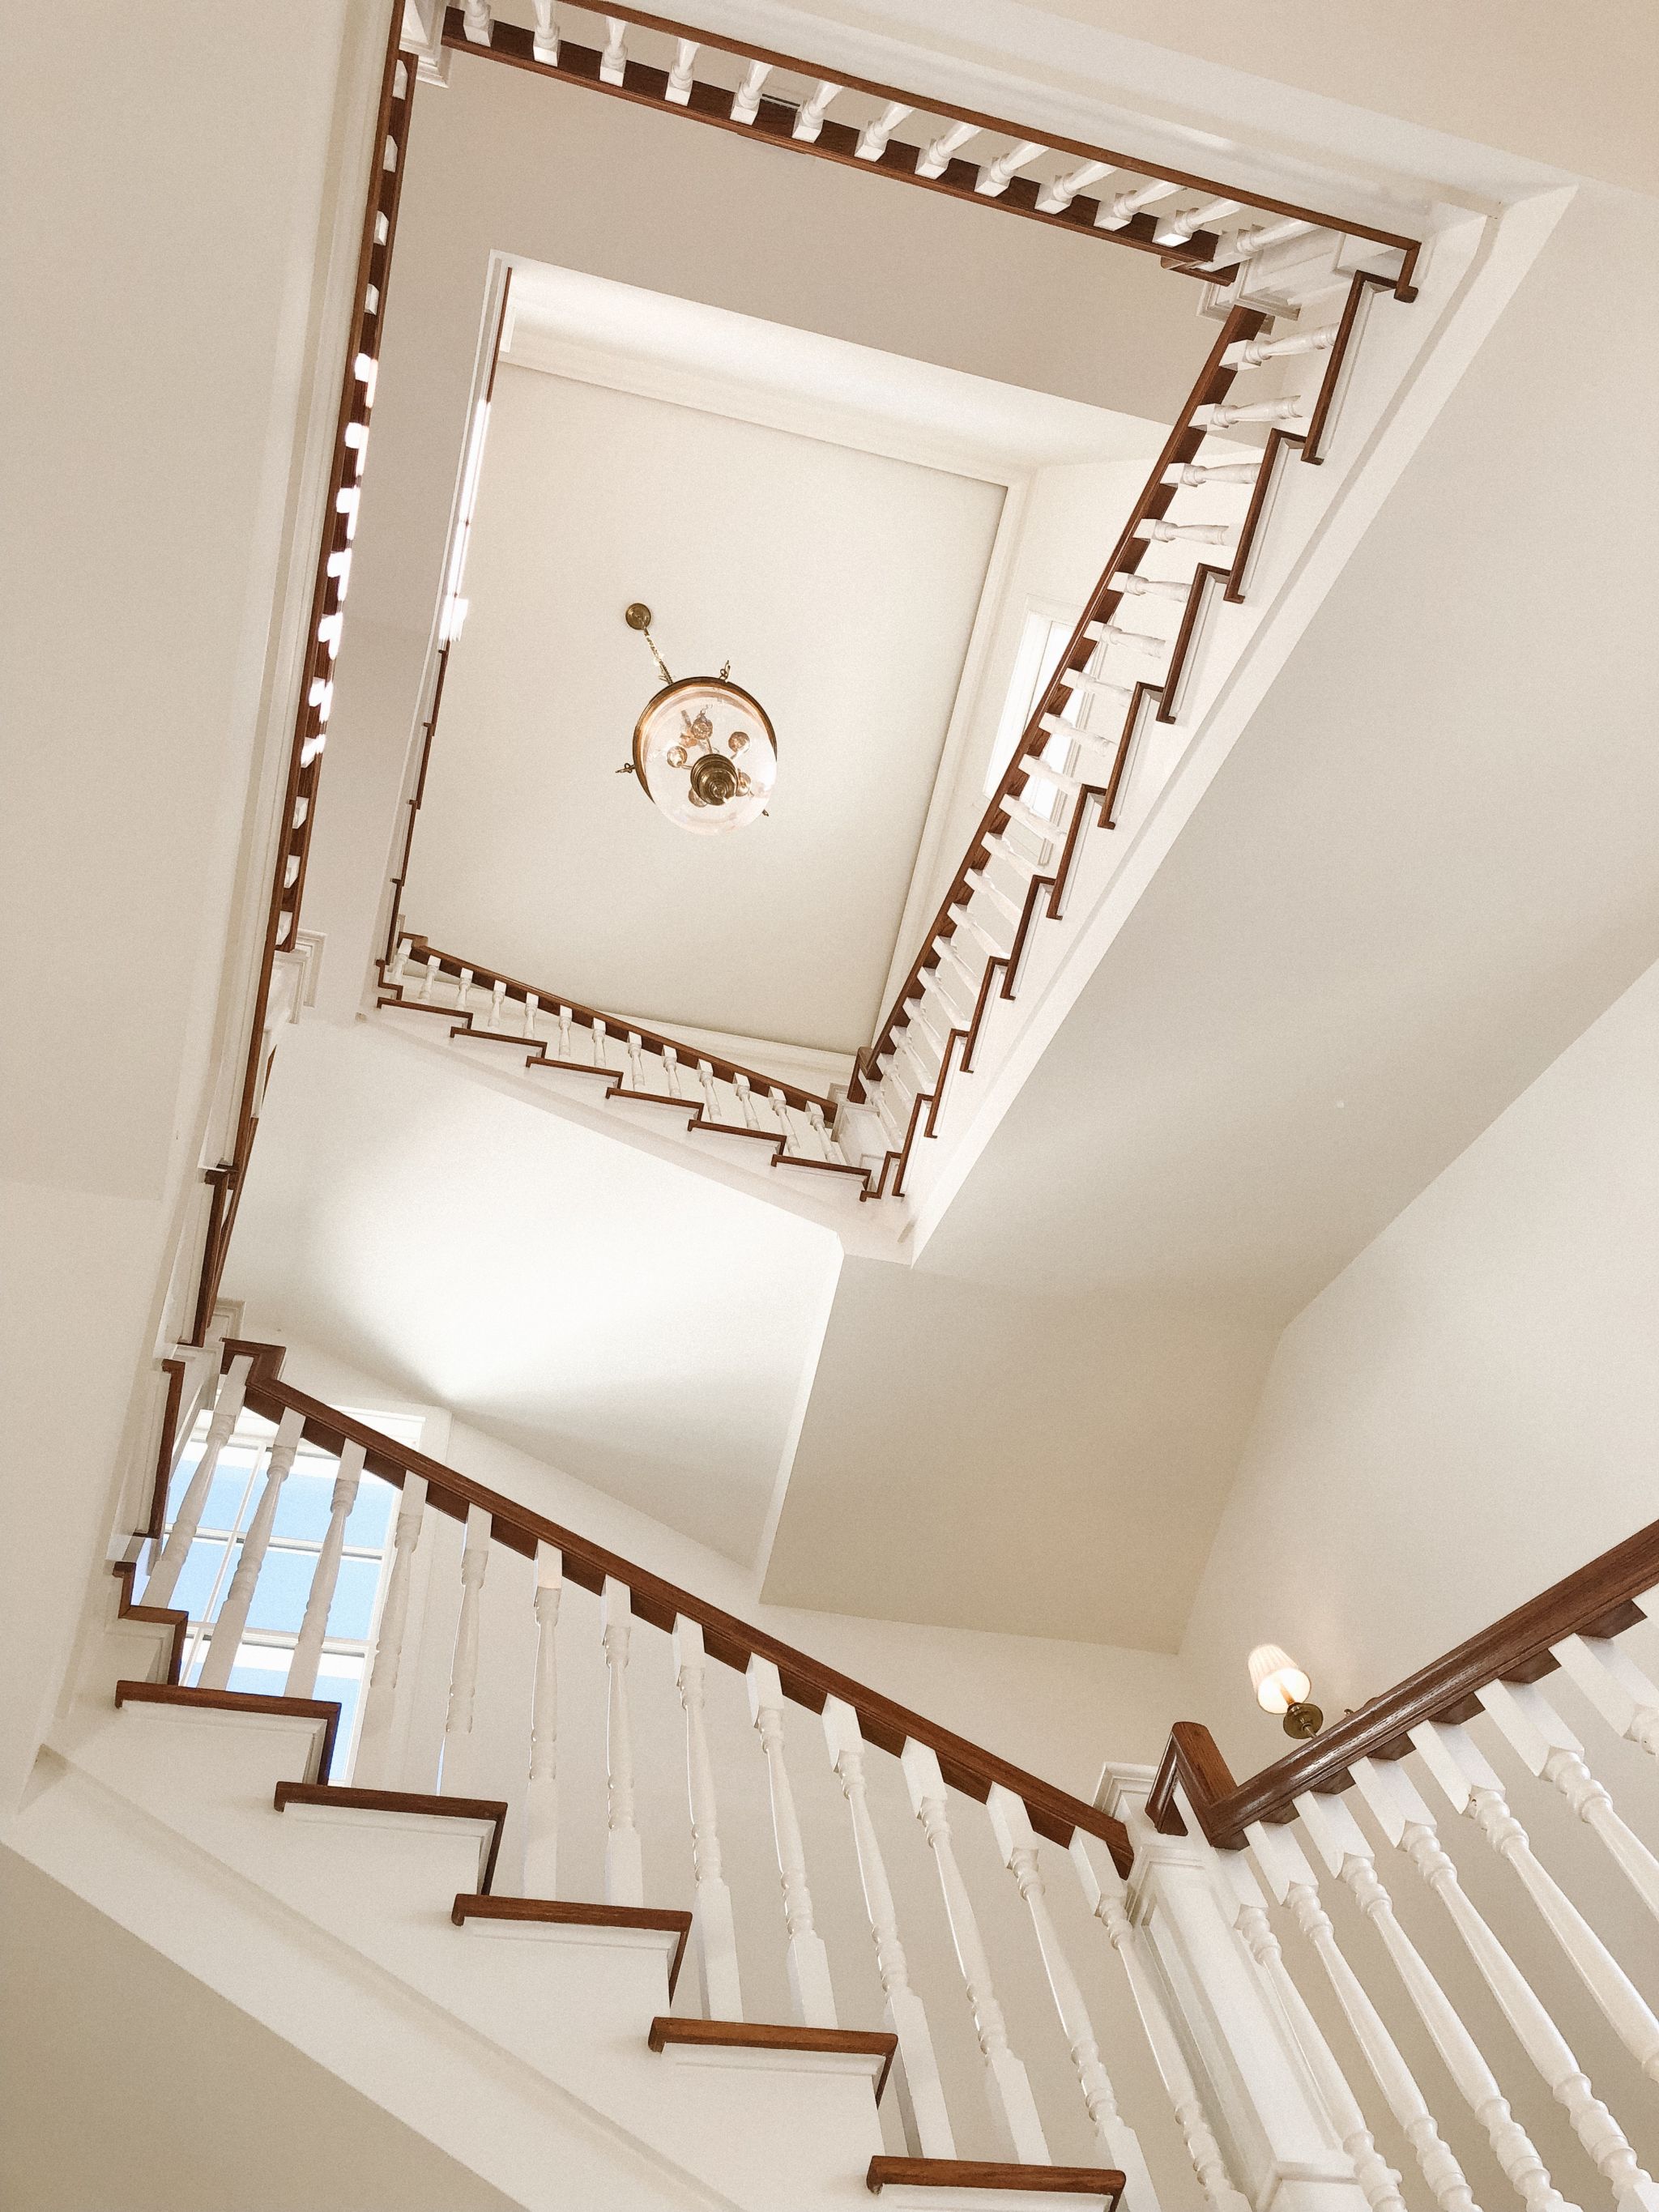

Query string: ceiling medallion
[618,603,777,837]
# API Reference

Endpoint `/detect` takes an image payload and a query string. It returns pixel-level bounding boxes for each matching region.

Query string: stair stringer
[14,1613,889,2212]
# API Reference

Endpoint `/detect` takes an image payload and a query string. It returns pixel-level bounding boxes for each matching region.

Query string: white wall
[0,0,382,1818]
[1180,952,1659,1775]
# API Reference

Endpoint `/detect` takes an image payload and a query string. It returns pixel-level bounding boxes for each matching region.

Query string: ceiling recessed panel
[400,364,1004,1053]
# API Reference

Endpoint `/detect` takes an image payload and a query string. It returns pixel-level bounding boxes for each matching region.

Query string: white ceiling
[400,360,1004,1052]
[225,1018,841,1566]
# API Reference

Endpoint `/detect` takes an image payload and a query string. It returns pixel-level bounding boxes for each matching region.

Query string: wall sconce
[1248,1644,1324,1739]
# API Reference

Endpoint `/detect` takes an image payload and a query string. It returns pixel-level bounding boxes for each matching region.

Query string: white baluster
[416,953,439,1002]
[792,81,840,143]
[487,980,506,1033]
[1162,458,1264,488]
[1219,215,1316,262]
[556,1004,573,1060]
[624,1031,646,1091]
[530,0,557,65]
[804,1101,838,1161]
[1482,1677,1659,1925]
[1554,1626,1659,1758]
[1135,517,1232,544]
[988,1788,1159,2206]
[856,100,911,161]
[197,1410,305,1690]
[975,141,1044,198]
[1229,1834,1408,2212]
[1413,1720,1659,2085]
[352,1471,427,1786]
[523,1542,561,1895]
[730,59,770,124]
[462,0,492,45]
[287,1442,365,1700]
[732,1072,759,1129]
[1193,396,1305,428]
[384,940,409,990]
[454,965,474,1018]
[1036,158,1111,214]
[901,1741,1048,2163]
[748,1657,836,2025]
[1110,572,1190,602]
[1225,322,1340,369]
[696,1059,721,1122]
[1057,670,1134,705]
[1070,1837,1250,2212]
[599,17,626,83]
[523,991,540,1043]
[660,1046,681,1099]
[1241,1818,1480,2212]
[674,1618,741,2019]
[1095,177,1180,231]
[1256,1806,1572,2212]
[768,1086,801,1150]
[657,34,696,101]
[1354,1756,1659,2212]
[144,1357,252,1609]
[602,1578,644,1905]
[1154,196,1242,245]
[914,120,979,178]
[440,1504,491,1790]
[824,1701,954,2158]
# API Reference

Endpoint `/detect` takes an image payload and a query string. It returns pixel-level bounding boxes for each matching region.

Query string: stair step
[649,2015,898,2098]
[115,1680,339,1784]
[274,1782,508,1892]
[452,1894,693,1996]
[865,2159,1125,2206]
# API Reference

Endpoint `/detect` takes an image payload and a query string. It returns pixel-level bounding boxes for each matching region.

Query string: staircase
[15,1341,1659,2210]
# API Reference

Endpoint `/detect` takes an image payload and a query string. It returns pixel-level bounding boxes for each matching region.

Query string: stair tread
[867,2159,1125,2200]
[453,1894,693,1994]
[650,2015,898,2099]
[115,1680,339,1785]
[274,1783,509,1892]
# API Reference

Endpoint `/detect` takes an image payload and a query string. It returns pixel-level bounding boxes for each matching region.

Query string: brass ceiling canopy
[618,603,777,837]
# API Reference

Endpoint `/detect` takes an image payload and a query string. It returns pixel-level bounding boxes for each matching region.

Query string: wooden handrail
[1149,1522,1659,1850]
[219,1339,1132,1871]
[382,935,838,1118]
[189,2,415,1345]
[446,4,1421,297]
[852,302,1265,1099]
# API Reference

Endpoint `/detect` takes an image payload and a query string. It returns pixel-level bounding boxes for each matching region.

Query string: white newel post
[1103,1769,1374,2212]
[824,1698,955,2159]
[748,1656,837,2026]
[196,1409,305,1690]
[522,1541,561,1897]
[287,1441,365,1699]
[900,1741,1049,2165]
[441,1504,491,1793]
[352,1471,427,1786]
[143,1356,252,1608]
[987,1786,1162,2208]
[674,1617,743,2021]
[1070,1835,1252,2212]
[601,1577,645,1906]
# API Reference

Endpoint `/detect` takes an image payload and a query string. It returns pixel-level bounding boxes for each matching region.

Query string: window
[160,1401,429,1779]
[984,603,1083,820]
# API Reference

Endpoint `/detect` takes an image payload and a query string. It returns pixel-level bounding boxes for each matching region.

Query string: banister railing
[377,934,874,1191]
[845,257,1416,1206]
[1149,1512,1659,1851]
[437,2,1422,300]
[220,1336,1129,1867]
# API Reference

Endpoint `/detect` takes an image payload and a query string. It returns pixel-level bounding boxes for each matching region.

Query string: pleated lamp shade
[1248,1643,1311,1715]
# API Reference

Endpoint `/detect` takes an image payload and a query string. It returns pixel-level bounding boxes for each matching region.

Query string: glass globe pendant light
[616,603,777,837]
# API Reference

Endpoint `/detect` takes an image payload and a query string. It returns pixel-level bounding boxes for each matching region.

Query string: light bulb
[1248,1643,1311,1715]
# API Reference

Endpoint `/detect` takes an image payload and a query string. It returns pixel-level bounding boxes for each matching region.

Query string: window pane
[170,1536,230,1622]
[344,1474,396,1550]
[271,1468,335,1543]
[198,1464,258,1535]
[245,1548,315,1634]
[327,1557,380,1641]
